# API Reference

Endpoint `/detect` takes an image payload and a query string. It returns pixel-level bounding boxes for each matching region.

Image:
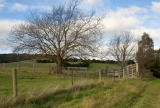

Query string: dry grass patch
[0,81,96,108]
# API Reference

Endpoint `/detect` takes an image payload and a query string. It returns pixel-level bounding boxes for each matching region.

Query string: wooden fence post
[3,63,5,71]
[114,70,115,81]
[123,68,125,78]
[36,64,38,73]
[48,65,51,75]
[32,64,35,72]
[136,63,139,77]
[131,66,134,78]
[99,70,102,81]
[119,70,121,79]
[12,68,18,97]
[87,69,89,79]
[16,64,19,71]
[71,70,74,86]
[55,67,57,77]
[127,66,130,77]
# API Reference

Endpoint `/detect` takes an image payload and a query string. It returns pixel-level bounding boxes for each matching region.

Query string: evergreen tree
[137,32,154,77]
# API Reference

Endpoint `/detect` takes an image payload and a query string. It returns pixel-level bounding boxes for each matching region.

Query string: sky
[0,0,160,53]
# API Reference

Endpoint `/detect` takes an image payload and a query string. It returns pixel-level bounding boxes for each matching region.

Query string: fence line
[0,62,139,79]
[62,63,139,79]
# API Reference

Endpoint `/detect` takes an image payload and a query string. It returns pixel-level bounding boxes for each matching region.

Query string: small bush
[151,68,160,78]
[36,59,53,63]
[126,60,135,65]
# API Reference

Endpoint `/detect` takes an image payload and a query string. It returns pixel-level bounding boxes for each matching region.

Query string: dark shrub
[126,60,135,65]
[151,68,160,78]
[36,59,53,63]
[91,59,117,64]
[63,62,72,67]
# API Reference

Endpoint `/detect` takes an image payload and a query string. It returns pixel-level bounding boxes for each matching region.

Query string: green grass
[0,61,118,96]
[0,61,115,97]
[0,61,55,73]
[0,61,119,73]
[88,63,119,71]
[0,71,99,97]
[9,78,160,108]
[2,77,159,108]
[2,61,160,108]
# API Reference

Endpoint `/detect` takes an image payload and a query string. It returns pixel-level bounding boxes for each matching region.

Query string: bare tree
[10,0,102,73]
[108,31,136,70]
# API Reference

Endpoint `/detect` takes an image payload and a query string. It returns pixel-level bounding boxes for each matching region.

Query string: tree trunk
[121,61,126,70]
[56,57,63,74]
[139,62,144,78]
[120,62,124,70]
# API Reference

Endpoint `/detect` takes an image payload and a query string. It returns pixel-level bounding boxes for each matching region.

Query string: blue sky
[0,0,160,53]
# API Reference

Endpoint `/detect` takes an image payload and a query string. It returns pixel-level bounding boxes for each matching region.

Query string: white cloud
[31,5,52,11]
[103,16,139,32]
[103,6,147,33]
[12,3,28,11]
[102,5,160,49]
[132,28,160,41]
[112,6,147,16]
[81,0,103,10]
[132,27,160,50]
[11,3,52,12]
[0,0,5,10]
[0,3,4,8]
[0,19,25,50]
[154,45,159,50]
[85,0,100,4]
[152,1,160,13]
[0,19,24,36]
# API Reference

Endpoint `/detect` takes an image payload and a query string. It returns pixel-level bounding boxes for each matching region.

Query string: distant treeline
[0,53,56,63]
[0,54,35,63]
[36,58,119,64]
[0,53,135,65]
[65,58,135,64]
[64,59,117,64]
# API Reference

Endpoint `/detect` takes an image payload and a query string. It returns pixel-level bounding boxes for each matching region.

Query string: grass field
[0,61,118,97]
[1,62,160,108]
[0,61,119,73]
[1,76,160,108]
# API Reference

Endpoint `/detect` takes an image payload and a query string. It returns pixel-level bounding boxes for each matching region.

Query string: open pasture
[1,61,160,108]
[0,61,118,97]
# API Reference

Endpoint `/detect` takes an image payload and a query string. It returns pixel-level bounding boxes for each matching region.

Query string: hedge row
[36,59,53,63]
